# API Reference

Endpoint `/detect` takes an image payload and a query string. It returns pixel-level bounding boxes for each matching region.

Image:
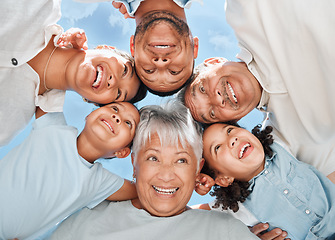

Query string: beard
[134,10,192,43]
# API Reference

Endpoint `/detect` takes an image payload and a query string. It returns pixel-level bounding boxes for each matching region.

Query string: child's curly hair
[201,124,274,212]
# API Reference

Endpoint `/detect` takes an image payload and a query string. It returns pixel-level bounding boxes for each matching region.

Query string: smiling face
[131,11,198,93]
[82,102,140,158]
[184,60,262,124]
[132,133,200,217]
[203,123,264,182]
[67,48,140,104]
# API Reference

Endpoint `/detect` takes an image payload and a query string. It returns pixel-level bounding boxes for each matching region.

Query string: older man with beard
[112,0,199,95]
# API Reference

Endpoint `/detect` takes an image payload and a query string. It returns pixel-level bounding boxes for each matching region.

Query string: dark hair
[201,124,274,212]
[129,79,148,104]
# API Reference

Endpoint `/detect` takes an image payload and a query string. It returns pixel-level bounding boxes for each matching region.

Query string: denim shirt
[113,0,203,17]
[243,142,335,239]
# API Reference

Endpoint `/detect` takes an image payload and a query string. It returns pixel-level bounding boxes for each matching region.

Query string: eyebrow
[123,91,128,101]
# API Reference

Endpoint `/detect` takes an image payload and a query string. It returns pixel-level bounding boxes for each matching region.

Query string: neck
[28,37,84,94]
[135,0,186,25]
[77,133,100,163]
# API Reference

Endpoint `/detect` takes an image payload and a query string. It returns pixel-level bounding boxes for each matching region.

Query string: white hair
[132,100,203,168]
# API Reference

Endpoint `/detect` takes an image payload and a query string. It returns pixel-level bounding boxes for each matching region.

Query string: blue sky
[0,0,263,206]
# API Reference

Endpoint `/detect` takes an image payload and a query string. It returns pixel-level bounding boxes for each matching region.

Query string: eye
[227,127,233,135]
[214,145,221,153]
[210,109,215,119]
[125,120,132,128]
[115,89,121,100]
[111,106,118,112]
[148,156,158,162]
[144,69,154,74]
[177,158,187,164]
[199,83,205,93]
[169,69,181,75]
[122,64,128,77]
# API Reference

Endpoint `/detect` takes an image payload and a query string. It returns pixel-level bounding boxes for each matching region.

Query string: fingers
[57,28,88,50]
[195,174,214,195]
[112,1,134,19]
[249,223,289,240]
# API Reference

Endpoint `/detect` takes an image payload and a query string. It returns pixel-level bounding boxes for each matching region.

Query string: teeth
[102,120,114,133]
[227,82,238,104]
[239,143,250,159]
[155,45,169,48]
[153,186,178,195]
[93,66,103,88]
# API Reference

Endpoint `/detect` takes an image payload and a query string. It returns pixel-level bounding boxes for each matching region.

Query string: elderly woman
[50,101,258,240]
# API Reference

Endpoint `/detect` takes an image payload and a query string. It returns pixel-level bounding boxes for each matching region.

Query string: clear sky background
[0,0,263,206]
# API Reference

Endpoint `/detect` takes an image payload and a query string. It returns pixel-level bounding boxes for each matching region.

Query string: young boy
[197,123,335,239]
[0,102,139,240]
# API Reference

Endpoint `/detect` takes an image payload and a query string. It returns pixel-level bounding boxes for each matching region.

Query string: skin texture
[131,133,203,217]
[184,59,262,124]
[77,102,140,162]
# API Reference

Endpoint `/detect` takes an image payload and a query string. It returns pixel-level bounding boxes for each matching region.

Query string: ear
[197,158,205,174]
[115,147,131,159]
[215,176,234,187]
[193,36,199,59]
[203,57,228,66]
[130,35,135,57]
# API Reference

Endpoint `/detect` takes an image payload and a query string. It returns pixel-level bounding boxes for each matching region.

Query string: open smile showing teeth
[154,45,170,48]
[227,82,238,104]
[153,186,179,195]
[239,143,251,159]
[102,119,114,133]
[93,65,103,88]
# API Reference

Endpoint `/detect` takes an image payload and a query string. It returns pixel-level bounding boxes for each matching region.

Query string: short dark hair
[201,124,274,212]
[129,79,148,104]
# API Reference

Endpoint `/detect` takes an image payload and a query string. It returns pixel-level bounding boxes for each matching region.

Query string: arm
[105,179,137,201]
[35,107,46,119]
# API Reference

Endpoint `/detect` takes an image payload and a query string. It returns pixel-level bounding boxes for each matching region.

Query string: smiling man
[112,0,199,95]
[180,0,335,184]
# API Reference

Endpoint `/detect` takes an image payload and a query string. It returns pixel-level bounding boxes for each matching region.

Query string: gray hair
[132,100,203,168]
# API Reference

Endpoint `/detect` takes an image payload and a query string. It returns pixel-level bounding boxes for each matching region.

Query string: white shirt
[0,0,65,146]
[226,0,335,176]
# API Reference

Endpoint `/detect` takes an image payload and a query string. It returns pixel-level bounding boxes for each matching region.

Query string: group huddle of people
[1,0,335,239]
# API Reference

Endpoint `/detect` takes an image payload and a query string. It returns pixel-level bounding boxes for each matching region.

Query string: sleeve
[228,217,260,239]
[86,163,124,209]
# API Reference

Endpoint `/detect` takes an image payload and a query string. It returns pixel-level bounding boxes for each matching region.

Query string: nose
[213,89,225,107]
[152,56,170,68]
[157,165,176,182]
[112,114,121,124]
[228,136,238,148]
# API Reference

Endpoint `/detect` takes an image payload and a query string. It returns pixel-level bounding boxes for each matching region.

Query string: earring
[131,173,136,184]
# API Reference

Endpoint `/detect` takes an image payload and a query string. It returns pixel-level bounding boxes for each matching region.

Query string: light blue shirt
[244,142,335,239]
[113,0,203,17]
[50,200,259,240]
[0,112,124,240]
